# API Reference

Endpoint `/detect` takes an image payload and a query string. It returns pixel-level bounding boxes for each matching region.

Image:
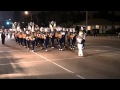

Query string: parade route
[0,36,120,79]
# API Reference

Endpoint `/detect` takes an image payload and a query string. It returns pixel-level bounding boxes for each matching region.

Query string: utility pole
[86,11,88,29]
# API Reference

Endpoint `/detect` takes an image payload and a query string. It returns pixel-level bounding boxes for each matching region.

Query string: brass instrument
[30,34,35,41]
[49,32,54,38]
[26,35,30,41]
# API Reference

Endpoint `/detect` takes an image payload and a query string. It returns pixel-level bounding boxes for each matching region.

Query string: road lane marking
[32,52,74,73]
[76,75,85,79]
[0,45,86,79]
[0,57,80,66]
[51,57,81,60]
[32,52,86,79]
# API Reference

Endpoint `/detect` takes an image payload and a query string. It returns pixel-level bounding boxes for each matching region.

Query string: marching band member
[76,31,84,57]
[55,29,59,45]
[58,31,63,51]
[36,31,41,47]
[70,28,77,50]
[61,28,66,47]
[22,31,27,47]
[70,32,74,49]
[19,31,23,46]
[26,31,31,49]
[16,32,20,45]
[14,31,18,43]
[67,28,71,47]
[43,29,50,51]
[49,29,55,48]
[30,32,36,52]
[34,31,38,47]
[70,32,76,50]
[41,31,45,49]
[82,27,86,49]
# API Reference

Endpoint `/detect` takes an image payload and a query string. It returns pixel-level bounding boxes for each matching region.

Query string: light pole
[86,11,88,30]
[24,11,32,22]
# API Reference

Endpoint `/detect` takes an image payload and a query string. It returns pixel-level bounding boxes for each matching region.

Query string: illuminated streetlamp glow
[25,11,29,15]
[24,11,32,22]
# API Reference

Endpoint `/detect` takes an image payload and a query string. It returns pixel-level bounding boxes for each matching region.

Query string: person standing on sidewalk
[1,31,6,45]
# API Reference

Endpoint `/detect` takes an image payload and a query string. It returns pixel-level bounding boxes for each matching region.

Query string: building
[74,18,120,33]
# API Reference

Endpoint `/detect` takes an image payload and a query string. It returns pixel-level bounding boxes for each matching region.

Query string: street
[0,36,120,79]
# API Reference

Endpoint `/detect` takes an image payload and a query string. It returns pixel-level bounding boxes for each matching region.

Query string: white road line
[0,45,86,79]
[76,75,85,79]
[51,57,81,60]
[32,52,74,73]
[0,57,79,66]
[0,56,82,66]
[32,52,86,79]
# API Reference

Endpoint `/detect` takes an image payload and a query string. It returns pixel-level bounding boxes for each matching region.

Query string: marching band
[13,27,79,51]
[1,21,85,57]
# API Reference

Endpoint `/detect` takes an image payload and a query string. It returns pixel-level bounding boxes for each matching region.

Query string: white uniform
[77,36,83,56]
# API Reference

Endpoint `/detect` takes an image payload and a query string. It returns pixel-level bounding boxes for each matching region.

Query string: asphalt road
[0,35,120,79]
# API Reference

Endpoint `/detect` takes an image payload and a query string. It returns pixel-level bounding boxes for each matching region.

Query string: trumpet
[26,36,30,41]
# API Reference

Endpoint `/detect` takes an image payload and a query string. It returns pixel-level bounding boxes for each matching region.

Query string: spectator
[1,31,6,44]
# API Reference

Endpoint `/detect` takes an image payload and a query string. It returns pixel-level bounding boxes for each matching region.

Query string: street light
[24,11,32,22]
[25,11,28,15]
[5,20,12,29]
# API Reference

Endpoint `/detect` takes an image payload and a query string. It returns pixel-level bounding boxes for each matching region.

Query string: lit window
[96,25,99,29]
[87,26,91,30]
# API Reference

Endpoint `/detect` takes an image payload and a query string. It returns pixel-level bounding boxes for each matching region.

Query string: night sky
[0,11,120,21]
[0,11,98,20]
[0,11,42,21]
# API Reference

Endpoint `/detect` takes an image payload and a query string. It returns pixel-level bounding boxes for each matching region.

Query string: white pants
[78,43,83,56]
